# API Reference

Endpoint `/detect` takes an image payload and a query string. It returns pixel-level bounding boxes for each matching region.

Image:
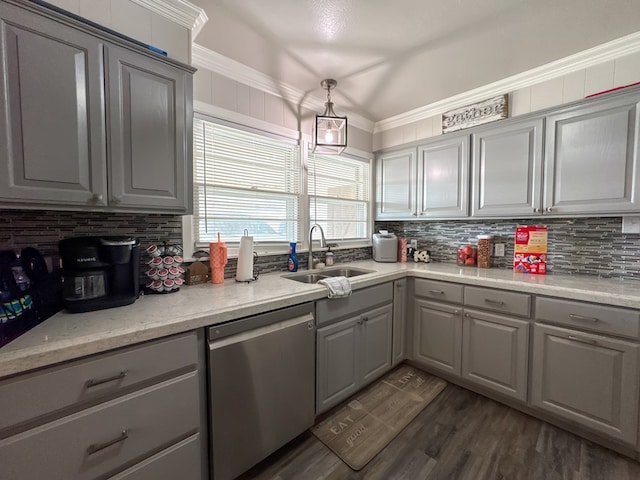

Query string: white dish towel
[318,276,352,298]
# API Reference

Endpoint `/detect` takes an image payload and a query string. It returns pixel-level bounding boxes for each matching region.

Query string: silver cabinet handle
[362,316,369,323]
[85,371,127,388]
[484,299,505,307]
[569,313,599,323]
[464,312,470,318]
[91,193,103,203]
[568,335,597,345]
[357,319,364,325]
[411,212,418,216]
[111,195,122,204]
[429,290,445,295]
[546,207,553,212]
[87,429,129,455]
[453,310,460,315]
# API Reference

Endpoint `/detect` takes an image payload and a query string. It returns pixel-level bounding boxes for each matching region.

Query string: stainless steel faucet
[308,223,327,270]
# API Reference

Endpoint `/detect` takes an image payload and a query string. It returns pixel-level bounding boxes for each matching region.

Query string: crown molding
[191,43,375,133]
[131,0,207,36]
[374,31,640,133]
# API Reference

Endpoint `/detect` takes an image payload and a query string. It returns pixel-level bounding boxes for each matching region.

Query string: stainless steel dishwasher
[207,302,316,480]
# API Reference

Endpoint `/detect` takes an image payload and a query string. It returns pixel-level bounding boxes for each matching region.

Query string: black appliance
[0,248,63,347]
[58,236,140,313]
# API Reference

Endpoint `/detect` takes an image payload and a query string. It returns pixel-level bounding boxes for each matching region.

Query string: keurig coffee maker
[58,236,140,313]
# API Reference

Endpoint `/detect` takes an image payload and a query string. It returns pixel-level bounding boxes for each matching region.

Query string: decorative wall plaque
[442,95,508,133]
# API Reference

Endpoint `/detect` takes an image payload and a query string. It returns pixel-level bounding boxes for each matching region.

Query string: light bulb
[325,129,334,142]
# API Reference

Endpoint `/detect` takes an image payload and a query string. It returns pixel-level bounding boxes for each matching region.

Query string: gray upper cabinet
[0,1,107,206]
[417,134,470,218]
[106,45,192,212]
[376,148,417,219]
[0,1,193,213]
[471,118,543,217]
[543,90,640,215]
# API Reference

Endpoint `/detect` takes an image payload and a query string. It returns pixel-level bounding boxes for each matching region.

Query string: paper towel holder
[235,230,259,283]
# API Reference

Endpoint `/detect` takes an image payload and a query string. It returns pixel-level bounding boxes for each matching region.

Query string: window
[308,152,370,242]
[193,117,300,247]
[189,115,372,256]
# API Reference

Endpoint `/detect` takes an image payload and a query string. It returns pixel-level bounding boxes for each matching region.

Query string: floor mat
[311,364,447,471]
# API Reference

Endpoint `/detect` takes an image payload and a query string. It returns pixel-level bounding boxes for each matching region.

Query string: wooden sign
[442,95,508,133]
[185,260,209,285]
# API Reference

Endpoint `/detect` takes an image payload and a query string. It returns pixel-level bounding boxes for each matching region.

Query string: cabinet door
[392,279,407,365]
[531,323,640,445]
[471,118,543,217]
[462,309,529,401]
[106,44,192,212]
[544,92,640,215]
[360,304,393,385]
[417,135,469,218]
[376,148,417,219]
[316,317,360,413]
[0,2,107,206]
[413,299,462,375]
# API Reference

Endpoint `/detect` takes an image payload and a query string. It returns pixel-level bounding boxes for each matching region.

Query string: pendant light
[313,79,347,154]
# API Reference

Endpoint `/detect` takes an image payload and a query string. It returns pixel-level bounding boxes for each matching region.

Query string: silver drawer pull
[87,429,129,455]
[85,371,127,388]
[484,299,505,306]
[569,313,599,323]
[429,290,445,295]
[568,335,597,345]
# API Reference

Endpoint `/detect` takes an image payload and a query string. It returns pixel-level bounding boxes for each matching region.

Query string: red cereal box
[513,226,547,274]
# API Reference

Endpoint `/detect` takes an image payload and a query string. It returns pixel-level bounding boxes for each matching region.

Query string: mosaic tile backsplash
[0,209,372,279]
[0,210,183,267]
[376,217,640,281]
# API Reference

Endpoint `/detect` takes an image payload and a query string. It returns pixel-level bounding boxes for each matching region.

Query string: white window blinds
[193,118,300,245]
[308,152,370,242]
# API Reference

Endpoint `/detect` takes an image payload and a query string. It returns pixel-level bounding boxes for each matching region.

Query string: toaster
[372,233,398,262]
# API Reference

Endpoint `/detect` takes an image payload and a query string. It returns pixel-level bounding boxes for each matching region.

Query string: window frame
[183,112,373,260]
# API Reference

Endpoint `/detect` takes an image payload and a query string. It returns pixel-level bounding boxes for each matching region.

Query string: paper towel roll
[236,235,254,281]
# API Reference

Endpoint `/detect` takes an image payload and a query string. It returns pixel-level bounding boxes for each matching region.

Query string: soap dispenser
[325,246,334,266]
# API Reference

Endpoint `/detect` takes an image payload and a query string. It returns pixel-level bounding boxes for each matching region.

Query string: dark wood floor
[239,384,640,480]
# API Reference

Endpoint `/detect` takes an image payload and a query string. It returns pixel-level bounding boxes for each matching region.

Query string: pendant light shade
[313,79,347,154]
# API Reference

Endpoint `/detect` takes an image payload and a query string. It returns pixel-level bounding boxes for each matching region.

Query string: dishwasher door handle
[209,312,315,350]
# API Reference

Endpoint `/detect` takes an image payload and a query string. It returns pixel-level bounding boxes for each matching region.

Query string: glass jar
[477,235,492,268]
[457,243,476,266]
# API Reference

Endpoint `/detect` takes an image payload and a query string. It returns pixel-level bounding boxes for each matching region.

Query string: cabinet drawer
[536,297,640,339]
[108,434,203,480]
[316,283,393,326]
[464,286,531,317]
[0,331,198,434]
[414,278,463,304]
[0,372,200,480]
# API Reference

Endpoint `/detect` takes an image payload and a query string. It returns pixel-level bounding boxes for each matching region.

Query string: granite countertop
[2,259,640,379]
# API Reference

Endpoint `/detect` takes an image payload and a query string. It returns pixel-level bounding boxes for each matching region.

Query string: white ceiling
[190,0,640,124]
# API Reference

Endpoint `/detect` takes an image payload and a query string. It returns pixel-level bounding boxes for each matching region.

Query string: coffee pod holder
[143,243,184,294]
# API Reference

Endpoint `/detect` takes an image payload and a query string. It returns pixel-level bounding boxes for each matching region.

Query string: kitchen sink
[282,272,331,284]
[320,267,375,277]
[282,267,375,284]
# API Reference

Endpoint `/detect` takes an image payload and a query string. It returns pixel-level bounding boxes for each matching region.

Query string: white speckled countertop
[2,260,640,379]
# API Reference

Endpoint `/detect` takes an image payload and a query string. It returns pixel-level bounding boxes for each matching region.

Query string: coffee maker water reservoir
[58,236,140,313]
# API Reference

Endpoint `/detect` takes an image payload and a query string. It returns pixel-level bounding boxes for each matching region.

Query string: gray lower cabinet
[471,117,544,217]
[0,0,193,213]
[413,298,463,375]
[543,89,640,215]
[316,302,393,414]
[0,331,207,480]
[531,323,640,445]
[461,309,529,401]
[392,278,407,365]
